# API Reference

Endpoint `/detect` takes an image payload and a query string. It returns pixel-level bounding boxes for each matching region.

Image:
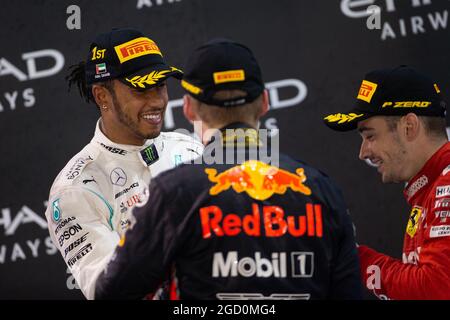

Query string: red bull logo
[200,203,323,238]
[205,160,311,200]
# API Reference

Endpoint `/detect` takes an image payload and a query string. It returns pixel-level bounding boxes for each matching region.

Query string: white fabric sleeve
[45,187,119,300]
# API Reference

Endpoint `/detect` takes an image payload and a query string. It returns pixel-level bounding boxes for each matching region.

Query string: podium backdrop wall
[0,0,449,299]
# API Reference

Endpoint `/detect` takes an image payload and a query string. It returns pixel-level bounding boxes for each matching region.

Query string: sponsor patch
[430,225,450,238]
[67,243,93,267]
[406,175,428,200]
[54,216,76,235]
[435,198,450,208]
[140,143,159,166]
[436,185,450,198]
[213,69,245,84]
[115,182,139,199]
[406,206,422,238]
[205,160,311,201]
[119,202,128,213]
[435,211,450,223]
[100,143,127,155]
[357,80,378,103]
[82,177,96,185]
[110,167,127,186]
[65,156,94,180]
[200,203,322,238]
[120,219,130,231]
[114,37,161,63]
[52,199,61,222]
[181,79,202,95]
[381,101,431,108]
[212,251,314,278]
[64,233,89,257]
[123,194,142,208]
[58,224,83,247]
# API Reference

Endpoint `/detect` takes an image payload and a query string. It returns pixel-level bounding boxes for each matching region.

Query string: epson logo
[58,224,82,247]
[100,143,127,156]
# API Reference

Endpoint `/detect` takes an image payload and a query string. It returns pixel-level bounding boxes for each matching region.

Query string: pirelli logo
[114,37,162,63]
[181,80,202,95]
[213,69,245,84]
[357,80,378,103]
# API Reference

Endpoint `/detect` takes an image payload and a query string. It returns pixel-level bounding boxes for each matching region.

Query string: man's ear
[259,89,269,117]
[183,94,197,123]
[403,113,420,141]
[261,89,270,117]
[92,84,113,109]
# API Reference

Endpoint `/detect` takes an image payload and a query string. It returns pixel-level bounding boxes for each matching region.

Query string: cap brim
[120,64,183,89]
[323,109,372,132]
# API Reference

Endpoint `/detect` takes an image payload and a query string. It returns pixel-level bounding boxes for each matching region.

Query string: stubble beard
[382,134,408,184]
[112,94,161,141]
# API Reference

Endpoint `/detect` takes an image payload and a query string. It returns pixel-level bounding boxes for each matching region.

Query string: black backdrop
[0,0,449,299]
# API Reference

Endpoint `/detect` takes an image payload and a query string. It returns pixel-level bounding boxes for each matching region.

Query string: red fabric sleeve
[358,238,450,299]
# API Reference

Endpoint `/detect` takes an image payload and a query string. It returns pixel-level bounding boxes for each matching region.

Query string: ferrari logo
[406,206,422,238]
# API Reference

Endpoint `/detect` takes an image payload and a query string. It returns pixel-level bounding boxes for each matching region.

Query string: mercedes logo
[110,168,127,186]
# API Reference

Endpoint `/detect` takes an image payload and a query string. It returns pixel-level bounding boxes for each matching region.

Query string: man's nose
[359,140,369,161]
[145,89,166,106]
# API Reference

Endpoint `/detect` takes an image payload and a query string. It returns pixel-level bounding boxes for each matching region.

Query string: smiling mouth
[370,158,383,167]
[141,112,163,125]
[372,160,384,173]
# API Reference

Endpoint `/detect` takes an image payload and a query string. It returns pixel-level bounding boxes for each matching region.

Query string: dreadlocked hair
[66,61,92,103]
